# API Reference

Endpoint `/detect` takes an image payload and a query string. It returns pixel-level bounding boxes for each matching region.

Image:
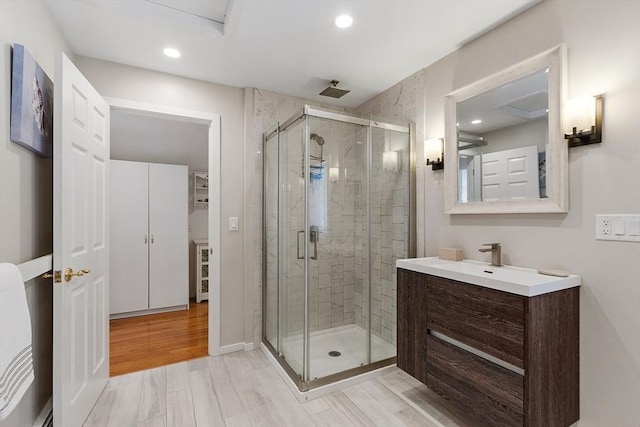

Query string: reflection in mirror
[444,44,567,214]
[457,67,548,203]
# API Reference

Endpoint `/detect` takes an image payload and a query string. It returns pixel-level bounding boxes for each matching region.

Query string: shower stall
[263,105,414,391]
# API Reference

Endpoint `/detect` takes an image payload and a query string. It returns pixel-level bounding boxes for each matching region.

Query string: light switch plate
[229,216,239,231]
[596,214,640,242]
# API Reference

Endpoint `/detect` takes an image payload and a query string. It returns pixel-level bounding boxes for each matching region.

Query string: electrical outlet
[596,214,640,242]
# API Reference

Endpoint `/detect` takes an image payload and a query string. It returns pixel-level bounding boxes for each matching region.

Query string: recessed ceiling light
[335,14,353,29]
[471,119,482,124]
[163,48,181,58]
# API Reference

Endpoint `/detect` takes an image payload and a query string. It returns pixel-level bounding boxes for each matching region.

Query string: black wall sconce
[425,138,444,170]
[564,94,603,147]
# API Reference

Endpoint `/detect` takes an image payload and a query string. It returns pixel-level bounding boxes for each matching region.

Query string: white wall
[420,1,639,425]
[483,117,548,154]
[0,2,73,426]
[74,57,248,347]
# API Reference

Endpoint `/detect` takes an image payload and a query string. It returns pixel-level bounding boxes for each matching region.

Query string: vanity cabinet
[397,268,428,383]
[397,268,579,427]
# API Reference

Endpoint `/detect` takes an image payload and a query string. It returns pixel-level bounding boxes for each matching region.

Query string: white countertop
[192,238,208,245]
[396,257,580,297]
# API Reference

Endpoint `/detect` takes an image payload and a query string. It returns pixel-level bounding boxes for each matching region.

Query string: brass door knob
[64,268,91,282]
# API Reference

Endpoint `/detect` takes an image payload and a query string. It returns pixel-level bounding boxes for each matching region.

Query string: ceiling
[110,110,209,171]
[45,0,541,108]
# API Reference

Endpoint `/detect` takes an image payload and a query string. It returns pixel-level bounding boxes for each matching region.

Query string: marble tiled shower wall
[275,117,368,336]
[252,89,352,347]
[354,70,424,347]
[307,118,367,333]
[255,75,421,348]
[266,116,410,347]
[354,129,410,346]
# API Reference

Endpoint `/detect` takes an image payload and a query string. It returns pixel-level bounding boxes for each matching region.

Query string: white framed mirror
[444,44,568,214]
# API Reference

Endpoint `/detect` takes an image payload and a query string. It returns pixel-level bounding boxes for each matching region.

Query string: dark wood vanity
[397,267,579,427]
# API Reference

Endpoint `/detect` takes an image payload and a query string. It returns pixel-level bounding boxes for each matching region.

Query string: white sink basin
[396,257,580,296]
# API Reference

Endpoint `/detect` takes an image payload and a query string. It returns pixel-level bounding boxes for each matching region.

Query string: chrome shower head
[310,133,325,146]
[319,80,350,99]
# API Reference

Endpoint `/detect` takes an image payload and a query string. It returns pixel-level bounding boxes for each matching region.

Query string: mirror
[444,45,568,214]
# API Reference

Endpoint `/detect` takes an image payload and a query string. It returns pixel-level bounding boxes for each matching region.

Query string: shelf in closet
[193,172,209,209]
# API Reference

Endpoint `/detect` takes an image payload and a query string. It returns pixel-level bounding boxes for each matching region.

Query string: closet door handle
[297,230,304,260]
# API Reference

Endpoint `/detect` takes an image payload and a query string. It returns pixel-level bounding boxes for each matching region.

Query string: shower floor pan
[263,324,396,401]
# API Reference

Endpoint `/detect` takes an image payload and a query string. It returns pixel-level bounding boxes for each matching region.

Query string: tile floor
[83,349,478,427]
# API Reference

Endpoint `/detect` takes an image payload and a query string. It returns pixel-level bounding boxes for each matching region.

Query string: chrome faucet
[479,243,502,266]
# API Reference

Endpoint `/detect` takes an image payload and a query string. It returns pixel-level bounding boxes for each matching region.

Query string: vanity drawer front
[427,275,525,368]
[426,334,524,427]
[397,268,428,383]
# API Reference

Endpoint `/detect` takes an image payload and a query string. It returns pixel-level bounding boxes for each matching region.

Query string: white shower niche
[262,105,414,392]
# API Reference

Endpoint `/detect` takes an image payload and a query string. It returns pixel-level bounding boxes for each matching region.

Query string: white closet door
[110,160,149,314]
[148,163,189,309]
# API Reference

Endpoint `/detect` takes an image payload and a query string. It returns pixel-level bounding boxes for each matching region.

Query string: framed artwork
[10,44,53,157]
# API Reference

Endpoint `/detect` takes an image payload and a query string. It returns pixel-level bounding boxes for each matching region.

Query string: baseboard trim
[217,342,245,354]
[32,397,52,427]
[212,341,256,355]
[109,304,188,320]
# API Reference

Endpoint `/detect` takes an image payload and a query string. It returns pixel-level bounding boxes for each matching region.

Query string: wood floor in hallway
[85,349,478,427]
[110,300,208,377]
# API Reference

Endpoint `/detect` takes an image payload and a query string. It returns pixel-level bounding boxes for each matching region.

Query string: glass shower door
[278,119,306,377]
[306,116,369,380]
[264,128,278,350]
[369,125,409,363]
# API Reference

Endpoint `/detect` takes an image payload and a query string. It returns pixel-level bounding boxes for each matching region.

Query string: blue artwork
[10,44,53,157]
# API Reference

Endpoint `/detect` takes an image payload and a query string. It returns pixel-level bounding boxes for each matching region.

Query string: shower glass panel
[263,106,412,391]
[278,118,306,377]
[369,126,410,363]
[306,116,369,380]
[264,126,279,350]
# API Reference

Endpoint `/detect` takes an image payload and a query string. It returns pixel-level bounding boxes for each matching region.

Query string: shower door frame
[262,105,416,392]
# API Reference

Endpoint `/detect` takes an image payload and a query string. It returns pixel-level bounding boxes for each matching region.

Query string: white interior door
[481,145,540,201]
[109,160,149,314]
[148,163,188,309]
[53,53,110,427]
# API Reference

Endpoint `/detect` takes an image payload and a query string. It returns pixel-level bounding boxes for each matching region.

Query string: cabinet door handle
[150,234,155,244]
[144,234,148,244]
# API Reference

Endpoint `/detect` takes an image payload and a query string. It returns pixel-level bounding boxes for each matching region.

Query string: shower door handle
[297,230,305,259]
[310,226,318,260]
